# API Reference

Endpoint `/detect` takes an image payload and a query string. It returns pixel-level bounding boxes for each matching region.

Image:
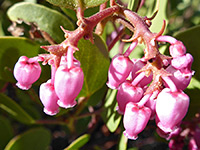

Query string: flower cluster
[12,2,121,116]
[107,35,194,140]
[13,46,84,115]
[12,0,195,143]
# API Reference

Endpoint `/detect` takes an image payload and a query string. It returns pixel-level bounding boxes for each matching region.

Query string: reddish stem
[50,64,56,84]
[123,40,138,57]
[67,47,74,69]
[108,26,125,51]
[131,72,146,86]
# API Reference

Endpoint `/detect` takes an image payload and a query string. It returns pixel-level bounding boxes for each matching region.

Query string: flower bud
[156,88,189,133]
[123,102,151,140]
[166,65,193,90]
[171,53,193,70]
[39,80,59,115]
[116,80,143,114]
[14,56,41,90]
[169,41,186,58]
[107,54,133,89]
[54,65,84,109]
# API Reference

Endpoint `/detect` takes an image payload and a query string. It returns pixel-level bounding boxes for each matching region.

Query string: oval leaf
[0,116,14,150]
[46,0,108,10]
[0,37,40,82]
[75,34,110,97]
[101,89,122,132]
[0,93,35,124]
[5,128,51,150]
[87,84,108,106]
[7,2,74,43]
[64,134,90,150]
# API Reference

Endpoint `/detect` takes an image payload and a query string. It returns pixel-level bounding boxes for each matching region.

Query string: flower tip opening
[57,100,77,109]
[16,82,32,90]
[44,108,59,116]
[123,131,138,140]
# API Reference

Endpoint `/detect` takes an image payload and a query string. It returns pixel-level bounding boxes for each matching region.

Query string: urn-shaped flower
[156,88,189,133]
[107,54,133,89]
[54,65,84,109]
[116,80,143,114]
[166,65,193,90]
[169,41,186,58]
[14,56,41,90]
[123,102,151,140]
[39,80,59,115]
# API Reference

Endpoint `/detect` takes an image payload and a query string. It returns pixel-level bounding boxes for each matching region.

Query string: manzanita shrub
[0,0,200,149]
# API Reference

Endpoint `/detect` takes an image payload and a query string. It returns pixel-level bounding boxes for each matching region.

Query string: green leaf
[118,132,128,150]
[0,80,6,90]
[61,7,77,21]
[64,134,90,150]
[0,93,35,124]
[75,117,91,134]
[0,116,14,150]
[24,0,37,3]
[185,78,200,119]
[173,25,200,119]
[46,0,108,10]
[75,34,110,97]
[5,128,51,150]
[0,11,5,36]
[15,89,42,120]
[187,77,200,90]
[7,2,74,43]
[128,0,141,12]
[87,84,108,106]
[150,0,168,33]
[0,37,40,82]
[101,89,122,132]
[128,148,139,150]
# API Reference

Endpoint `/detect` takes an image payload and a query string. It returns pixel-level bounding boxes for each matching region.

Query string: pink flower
[131,59,152,87]
[54,65,84,109]
[14,56,41,90]
[116,80,143,114]
[166,65,193,90]
[123,102,151,140]
[169,41,186,58]
[131,59,145,79]
[156,36,186,57]
[107,54,133,89]
[171,53,193,71]
[39,80,59,115]
[156,88,190,133]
